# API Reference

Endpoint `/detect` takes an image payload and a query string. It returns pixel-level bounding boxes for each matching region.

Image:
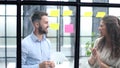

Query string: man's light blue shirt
[22,32,51,68]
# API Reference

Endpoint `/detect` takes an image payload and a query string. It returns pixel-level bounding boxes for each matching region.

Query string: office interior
[0,0,120,68]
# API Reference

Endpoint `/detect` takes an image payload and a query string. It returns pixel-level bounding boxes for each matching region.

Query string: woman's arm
[95,48,110,68]
[88,48,97,66]
[88,55,96,66]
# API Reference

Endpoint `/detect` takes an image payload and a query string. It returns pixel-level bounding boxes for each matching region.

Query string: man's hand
[48,61,55,68]
[39,61,55,68]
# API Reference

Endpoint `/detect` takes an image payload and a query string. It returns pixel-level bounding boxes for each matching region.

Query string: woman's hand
[93,48,109,68]
[88,48,97,65]
[88,55,96,65]
[99,62,110,68]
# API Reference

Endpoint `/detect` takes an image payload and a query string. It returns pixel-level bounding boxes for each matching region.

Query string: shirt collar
[31,32,46,42]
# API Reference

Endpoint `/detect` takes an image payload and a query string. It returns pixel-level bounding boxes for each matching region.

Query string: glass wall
[0,5,16,68]
[1,0,120,68]
[79,6,120,68]
[21,5,76,68]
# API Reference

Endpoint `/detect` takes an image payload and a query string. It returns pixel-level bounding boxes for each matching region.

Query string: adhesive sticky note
[83,12,92,17]
[50,10,59,17]
[96,12,106,18]
[63,10,72,16]
[65,24,74,33]
[50,23,59,30]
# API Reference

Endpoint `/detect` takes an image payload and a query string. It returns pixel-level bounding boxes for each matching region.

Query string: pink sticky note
[65,24,74,33]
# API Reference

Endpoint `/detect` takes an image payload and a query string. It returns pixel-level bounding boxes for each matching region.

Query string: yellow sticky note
[63,10,72,16]
[50,23,59,30]
[83,12,92,17]
[50,10,59,17]
[96,12,106,18]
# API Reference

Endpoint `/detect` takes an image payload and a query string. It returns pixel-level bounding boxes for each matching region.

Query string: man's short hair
[31,11,48,23]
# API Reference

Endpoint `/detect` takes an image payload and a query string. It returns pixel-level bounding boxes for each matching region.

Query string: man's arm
[22,51,53,68]
[22,50,39,68]
[22,64,39,68]
[22,41,39,68]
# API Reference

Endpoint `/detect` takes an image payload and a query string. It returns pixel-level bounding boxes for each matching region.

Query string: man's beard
[38,25,47,34]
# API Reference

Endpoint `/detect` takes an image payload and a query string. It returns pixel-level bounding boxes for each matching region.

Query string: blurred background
[0,0,120,68]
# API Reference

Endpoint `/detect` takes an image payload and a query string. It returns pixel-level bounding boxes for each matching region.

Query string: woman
[88,15,120,68]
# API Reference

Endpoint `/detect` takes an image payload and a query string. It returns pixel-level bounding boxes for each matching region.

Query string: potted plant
[85,41,94,56]
[85,32,96,56]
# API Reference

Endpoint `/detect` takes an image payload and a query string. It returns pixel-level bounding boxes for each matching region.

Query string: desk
[7,62,72,68]
[55,61,73,68]
[7,62,16,68]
